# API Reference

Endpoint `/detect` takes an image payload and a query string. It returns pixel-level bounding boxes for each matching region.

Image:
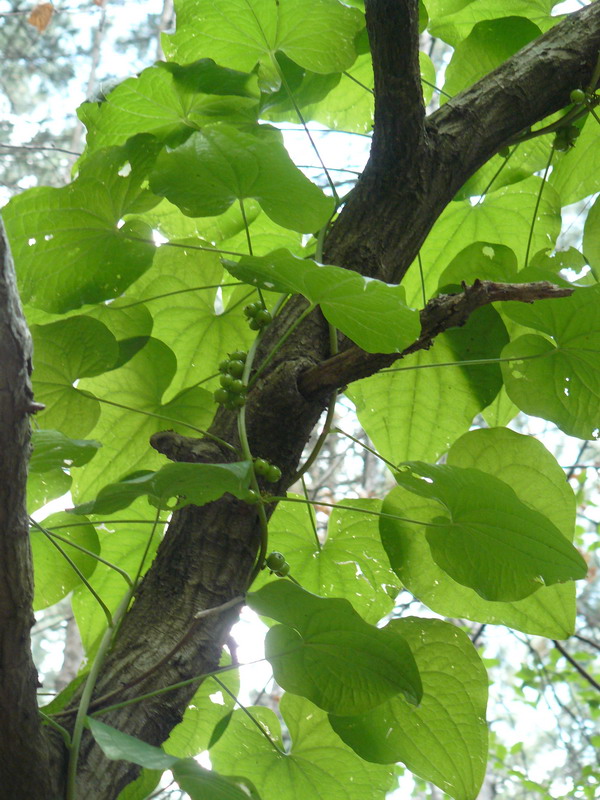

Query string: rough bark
[2,1,600,797]
[0,218,59,798]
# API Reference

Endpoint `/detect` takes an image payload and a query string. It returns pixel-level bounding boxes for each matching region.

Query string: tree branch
[298,280,573,396]
[324,2,600,285]
[365,0,426,170]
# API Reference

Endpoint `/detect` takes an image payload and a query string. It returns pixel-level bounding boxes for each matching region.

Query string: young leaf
[330,618,488,800]
[501,285,600,439]
[150,124,334,232]
[227,249,420,353]
[211,693,395,800]
[393,461,587,601]
[71,461,254,516]
[247,580,422,714]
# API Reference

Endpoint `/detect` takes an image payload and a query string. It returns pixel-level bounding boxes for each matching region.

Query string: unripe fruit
[266,464,282,483]
[570,88,586,104]
[228,359,245,377]
[228,379,245,395]
[244,490,260,504]
[254,458,270,477]
[498,146,510,158]
[275,563,290,577]
[266,551,286,571]
[230,350,247,362]
[220,373,234,388]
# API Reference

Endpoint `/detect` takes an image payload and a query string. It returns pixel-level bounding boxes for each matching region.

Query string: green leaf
[27,469,72,514]
[427,0,554,47]
[247,580,422,714]
[392,460,586,601]
[31,512,99,610]
[583,194,600,276]
[550,115,600,205]
[88,717,178,770]
[164,0,364,82]
[330,618,488,800]
[31,316,119,437]
[438,241,518,286]
[211,694,395,800]
[79,60,260,154]
[442,17,541,98]
[349,305,507,463]
[253,498,397,623]
[86,299,154,370]
[29,430,101,472]
[3,138,159,312]
[88,718,258,800]
[500,285,600,439]
[71,461,253,515]
[150,124,334,232]
[72,338,214,502]
[173,760,262,800]
[381,428,577,637]
[116,770,161,800]
[123,240,251,398]
[227,249,420,353]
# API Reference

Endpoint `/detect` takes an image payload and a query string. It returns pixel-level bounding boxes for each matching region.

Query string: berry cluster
[254,457,282,483]
[214,351,248,410]
[553,124,580,152]
[265,551,290,577]
[244,301,273,331]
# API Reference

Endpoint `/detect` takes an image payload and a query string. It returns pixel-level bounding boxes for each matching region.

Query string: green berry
[228,359,245,377]
[553,132,569,151]
[228,379,245,395]
[220,373,234,388]
[219,359,231,373]
[566,124,580,141]
[266,551,286,571]
[248,318,261,330]
[231,392,247,407]
[244,490,260,505]
[254,458,270,477]
[266,464,282,483]
[244,302,261,318]
[214,387,229,405]
[498,146,510,158]
[570,88,586,104]
[230,350,247,362]
[255,309,273,327]
[275,562,290,577]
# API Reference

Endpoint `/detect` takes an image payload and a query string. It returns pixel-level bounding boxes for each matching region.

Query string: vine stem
[65,590,132,800]
[524,144,554,267]
[65,508,163,796]
[266,495,445,528]
[334,427,397,471]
